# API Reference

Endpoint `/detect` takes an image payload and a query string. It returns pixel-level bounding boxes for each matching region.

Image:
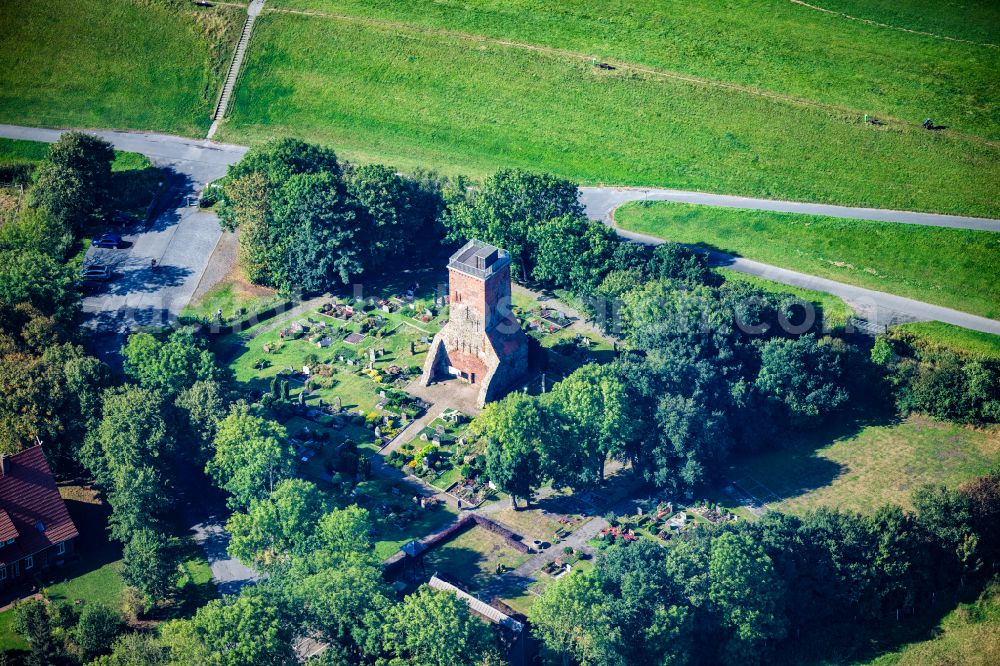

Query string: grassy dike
[0,0,245,136]
[220,11,999,218]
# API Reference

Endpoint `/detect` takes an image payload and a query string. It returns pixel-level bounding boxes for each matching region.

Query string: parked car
[80,265,112,281]
[91,233,125,249]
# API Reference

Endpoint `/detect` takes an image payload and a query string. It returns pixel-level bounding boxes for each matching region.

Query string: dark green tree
[30,132,115,234]
[206,402,294,508]
[83,385,176,541]
[226,479,332,570]
[121,528,179,603]
[13,599,65,666]
[122,328,221,396]
[73,603,124,662]
[529,214,618,294]
[475,392,548,509]
[708,531,787,663]
[444,169,583,279]
[160,590,294,666]
[347,163,444,268]
[381,586,499,666]
[755,334,850,421]
[273,172,364,291]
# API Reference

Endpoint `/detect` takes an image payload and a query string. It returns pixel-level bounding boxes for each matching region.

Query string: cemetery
[597,500,739,547]
[386,409,481,494]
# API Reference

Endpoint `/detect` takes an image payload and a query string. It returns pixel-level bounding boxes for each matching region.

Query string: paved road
[579,186,1000,232]
[0,124,246,184]
[3,124,997,334]
[0,125,248,337]
[189,518,259,597]
[611,222,1000,335]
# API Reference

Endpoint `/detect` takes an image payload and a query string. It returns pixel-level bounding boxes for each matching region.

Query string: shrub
[74,603,124,661]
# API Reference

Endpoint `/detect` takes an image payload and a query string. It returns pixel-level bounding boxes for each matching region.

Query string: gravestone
[334,396,342,412]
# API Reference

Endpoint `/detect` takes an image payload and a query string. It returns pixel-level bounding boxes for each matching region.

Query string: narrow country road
[2,124,997,333]
[578,186,1000,232]
[610,220,1000,335]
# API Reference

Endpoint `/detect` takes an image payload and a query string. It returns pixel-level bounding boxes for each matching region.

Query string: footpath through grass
[616,201,1000,319]
[814,0,1000,45]
[0,0,245,136]
[222,11,999,218]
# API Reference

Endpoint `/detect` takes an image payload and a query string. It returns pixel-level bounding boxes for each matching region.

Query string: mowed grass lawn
[728,414,1000,515]
[267,0,1000,141]
[616,201,1000,319]
[221,12,999,218]
[0,0,245,136]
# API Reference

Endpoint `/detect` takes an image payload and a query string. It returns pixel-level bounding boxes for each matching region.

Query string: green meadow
[728,414,999,515]
[817,0,1000,45]
[266,0,1000,141]
[0,0,245,136]
[616,201,1000,319]
[221,11,999,217]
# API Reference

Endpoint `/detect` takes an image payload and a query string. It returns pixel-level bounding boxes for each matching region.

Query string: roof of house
[0,446,79,566]
[448,240,510,279]
[0,510,18,542]
[429,575,524,633]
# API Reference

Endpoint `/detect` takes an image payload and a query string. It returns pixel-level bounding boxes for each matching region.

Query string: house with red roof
[0,446,79,589]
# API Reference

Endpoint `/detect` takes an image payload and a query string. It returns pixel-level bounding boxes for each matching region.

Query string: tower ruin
[421,240,529,407]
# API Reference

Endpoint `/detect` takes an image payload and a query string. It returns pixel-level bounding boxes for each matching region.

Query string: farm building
[0,446,79,589]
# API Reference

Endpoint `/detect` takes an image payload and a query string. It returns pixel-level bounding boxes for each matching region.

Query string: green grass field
[0,138,51,166]
[182,278,282,324]
[265,0,999,141]
[816,0,1000,45]
[728,414,999,515]
[889,321,1000,361]
[0,138,152,173]
[422,526,532,592]
[616,201,1000,319]
[0,0,245,136]
[219,11,999,218]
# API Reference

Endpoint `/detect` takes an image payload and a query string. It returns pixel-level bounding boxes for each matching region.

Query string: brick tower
[421,240,528,407]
